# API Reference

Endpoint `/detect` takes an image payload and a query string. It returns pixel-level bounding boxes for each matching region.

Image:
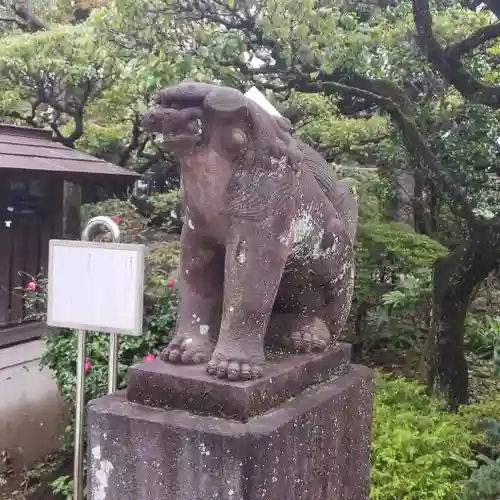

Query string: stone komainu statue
[142,82,358,381]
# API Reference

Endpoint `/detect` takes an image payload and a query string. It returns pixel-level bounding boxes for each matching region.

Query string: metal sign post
[73,328,86,500]
[75,217,120,500]
[81,216,121,394]
[46,216,145,500]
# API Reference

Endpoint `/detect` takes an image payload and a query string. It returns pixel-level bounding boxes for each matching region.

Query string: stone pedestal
[87,343,373,500]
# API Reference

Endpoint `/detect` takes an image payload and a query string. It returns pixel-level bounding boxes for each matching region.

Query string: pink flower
[167,279,176,289]
[143,354,156,363]
[84,360,92,373]
[26,281,36,292]
[111,216,120,225]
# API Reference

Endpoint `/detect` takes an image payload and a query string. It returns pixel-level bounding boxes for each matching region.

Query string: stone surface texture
[127,343,351,420]
[141,82,359,382]
[88,349,373,500]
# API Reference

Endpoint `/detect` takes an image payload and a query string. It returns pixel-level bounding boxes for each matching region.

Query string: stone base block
[88,363,373,500]
[127,343,352,420]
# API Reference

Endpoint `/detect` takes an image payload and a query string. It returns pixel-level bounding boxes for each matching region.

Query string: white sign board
[47,240,145,336]
[244,86,283,117]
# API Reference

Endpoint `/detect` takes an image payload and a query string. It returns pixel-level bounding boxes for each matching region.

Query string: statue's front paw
[207,350,265,381]
[161,333,214,364]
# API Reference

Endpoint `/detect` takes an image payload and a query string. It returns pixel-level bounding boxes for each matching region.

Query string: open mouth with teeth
[155,118,203,145]
[142,107,204,146]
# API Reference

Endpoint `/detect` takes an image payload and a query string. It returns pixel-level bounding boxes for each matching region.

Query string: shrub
[463,457,500,500]
[81,198,143,234]
[81,191,182,243]
[356,222,448,282]
[335,166,394,224]
[465,315,500,364]
[147,190,183,233]
[145,241,180,285]
[352,222,448,352]
[371,374,475,500]
[371,375,500,500]
[461,400,500,500]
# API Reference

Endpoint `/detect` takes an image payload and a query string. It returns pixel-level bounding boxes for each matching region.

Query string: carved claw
[207,352,264,380]
[282,316,332,353]
[161,333,214,364]
[290,331,330,352]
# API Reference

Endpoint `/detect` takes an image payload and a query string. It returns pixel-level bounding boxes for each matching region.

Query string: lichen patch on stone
[91,446,114,500]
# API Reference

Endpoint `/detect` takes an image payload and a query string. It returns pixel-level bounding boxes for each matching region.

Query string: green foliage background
[1,0,500,497]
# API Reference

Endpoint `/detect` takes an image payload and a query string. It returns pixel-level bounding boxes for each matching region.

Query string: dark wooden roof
[0,124,139,181]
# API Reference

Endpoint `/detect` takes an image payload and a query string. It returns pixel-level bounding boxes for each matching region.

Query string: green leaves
[352,221,448,350]
[0,19,120,141]
[371,374,479,499]
[463,456,500,500]
[462,416,500,499]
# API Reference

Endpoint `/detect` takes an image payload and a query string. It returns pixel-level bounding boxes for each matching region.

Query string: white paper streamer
[244,86,282,117]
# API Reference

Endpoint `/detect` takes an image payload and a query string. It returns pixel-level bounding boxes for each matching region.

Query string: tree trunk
[413,170,431,235]
[426,217,500,408]
[392,166,415,225]
[428,254,470,408]
[428,182,439,235]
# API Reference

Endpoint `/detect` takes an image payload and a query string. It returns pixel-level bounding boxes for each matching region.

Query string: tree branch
[44,80,93,148]
[1,99,42,127]
[287,72,477,224]
[0,0,49,32]
[447,22,500,58]
[482,0,500,18]
[118,113,143,167]
[0,15,27,29]
[320,132,393,161]
[412,0,500,108]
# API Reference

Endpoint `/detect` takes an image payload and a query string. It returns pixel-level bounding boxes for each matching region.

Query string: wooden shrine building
[0,124,139,347]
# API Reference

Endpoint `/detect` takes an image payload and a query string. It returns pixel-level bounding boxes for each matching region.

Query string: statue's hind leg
[267,312,332,352]
[318,262,355,340]
[267,258,354,353]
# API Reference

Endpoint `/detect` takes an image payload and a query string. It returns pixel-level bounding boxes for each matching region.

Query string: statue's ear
[204,87,248,114]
